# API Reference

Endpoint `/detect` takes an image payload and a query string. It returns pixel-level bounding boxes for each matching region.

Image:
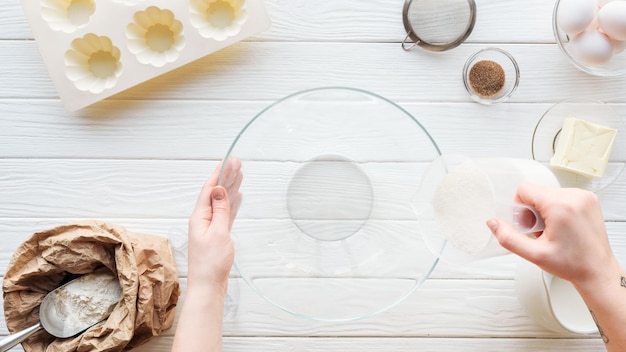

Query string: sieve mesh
[402,0,476,52]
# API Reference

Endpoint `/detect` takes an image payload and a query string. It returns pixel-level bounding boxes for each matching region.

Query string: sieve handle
[401,32,418,51]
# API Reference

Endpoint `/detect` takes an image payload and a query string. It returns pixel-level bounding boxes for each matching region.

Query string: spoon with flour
[0,268,122,352]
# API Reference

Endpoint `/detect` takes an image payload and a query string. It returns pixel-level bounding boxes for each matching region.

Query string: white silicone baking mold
[22,0,270,111]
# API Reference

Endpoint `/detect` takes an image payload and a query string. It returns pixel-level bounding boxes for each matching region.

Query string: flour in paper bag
[54,269,122,336]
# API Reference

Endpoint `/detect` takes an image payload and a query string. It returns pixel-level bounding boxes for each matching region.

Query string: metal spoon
[0,268,121,352]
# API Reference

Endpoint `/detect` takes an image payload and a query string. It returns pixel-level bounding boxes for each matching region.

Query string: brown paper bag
[2,221,181,352]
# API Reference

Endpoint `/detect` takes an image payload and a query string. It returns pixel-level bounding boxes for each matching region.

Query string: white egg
[570,30,615,65]
[588,13,600,30]
[557,0,598,36]
[611,38,626,53]
[598,1,626,40]
[598,0,618,7]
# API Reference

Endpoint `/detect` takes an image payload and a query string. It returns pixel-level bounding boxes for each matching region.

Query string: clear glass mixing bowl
[219,87,442,321]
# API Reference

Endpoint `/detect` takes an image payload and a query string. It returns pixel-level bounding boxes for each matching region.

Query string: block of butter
[550,117,617,178]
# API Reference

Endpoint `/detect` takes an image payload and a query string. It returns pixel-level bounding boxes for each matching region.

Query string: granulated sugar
[54,269,122,336]
[432,160,495,255]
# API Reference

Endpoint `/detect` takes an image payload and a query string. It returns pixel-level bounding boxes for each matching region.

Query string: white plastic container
[515,258,597,335]
[414,155,560,264]
[21,0,271,111]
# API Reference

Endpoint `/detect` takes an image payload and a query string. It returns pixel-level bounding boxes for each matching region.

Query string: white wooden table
[1,0,625,351]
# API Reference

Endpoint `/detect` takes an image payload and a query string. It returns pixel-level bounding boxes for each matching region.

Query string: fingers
[487,218,546,263]
[192,157,240,207]
[221,158,242,191]
[189,158,243,233]
[192,161,223,218]
[220,158,243,228]
[229,191,243,229]
[210,186,231,235]
[230,167,243,193]
[514,183,550,209]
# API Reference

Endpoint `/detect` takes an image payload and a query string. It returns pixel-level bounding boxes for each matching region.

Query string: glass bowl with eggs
[553,0,626,76]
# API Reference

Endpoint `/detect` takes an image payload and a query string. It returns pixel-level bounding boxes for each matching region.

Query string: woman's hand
[487,184,617,286]
[487,183,626,352]
[187,158,243,294]
[172,159,243,352]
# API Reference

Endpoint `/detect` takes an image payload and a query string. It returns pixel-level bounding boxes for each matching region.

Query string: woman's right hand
[487,183,626,352]
[487,183,619,289]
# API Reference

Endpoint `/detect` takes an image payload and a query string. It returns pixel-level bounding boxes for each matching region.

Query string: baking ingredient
[570,30,614,66]
[550,117,617,178]
[433,160,494,256]
[468,60,505,98]
[598,1,626,41]
[53,269,122,336]
[557,0,598,36]
[557,0,626,67]
[598,0,617,6]
[610,37,626,54]
[587,14,600,31]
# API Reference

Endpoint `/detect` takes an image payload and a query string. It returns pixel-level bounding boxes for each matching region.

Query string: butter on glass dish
[532,97,626,192]
[550,117,617,178]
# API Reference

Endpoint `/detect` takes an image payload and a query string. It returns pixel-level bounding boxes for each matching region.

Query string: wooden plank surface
[0,0,556,42]
[2,42,626,103]
[1,220,625,281]
[2,100,626,159]
[1,0,624,350]
[0,277,605,339]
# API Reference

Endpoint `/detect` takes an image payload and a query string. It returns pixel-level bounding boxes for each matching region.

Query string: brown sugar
[468,60,505,98]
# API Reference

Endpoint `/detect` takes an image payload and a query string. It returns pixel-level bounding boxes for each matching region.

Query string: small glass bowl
[463,47,520,105]
[553,0,626,77]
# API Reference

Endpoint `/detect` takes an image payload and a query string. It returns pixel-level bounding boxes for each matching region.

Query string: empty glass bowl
[553,0,626,76]
[219,87,442,321]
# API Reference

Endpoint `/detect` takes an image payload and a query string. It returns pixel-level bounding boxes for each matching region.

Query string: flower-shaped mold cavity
[41,0,95,33]
[190,0,248,41]
[112,0,145,6]
[127,7,186,67]
[64,34,123,94]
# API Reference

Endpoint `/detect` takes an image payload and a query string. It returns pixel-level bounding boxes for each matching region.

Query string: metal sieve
[402,0,476,52]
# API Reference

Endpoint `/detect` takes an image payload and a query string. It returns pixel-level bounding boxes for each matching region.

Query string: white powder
[432,160,495,255]
[54,269,122,336]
